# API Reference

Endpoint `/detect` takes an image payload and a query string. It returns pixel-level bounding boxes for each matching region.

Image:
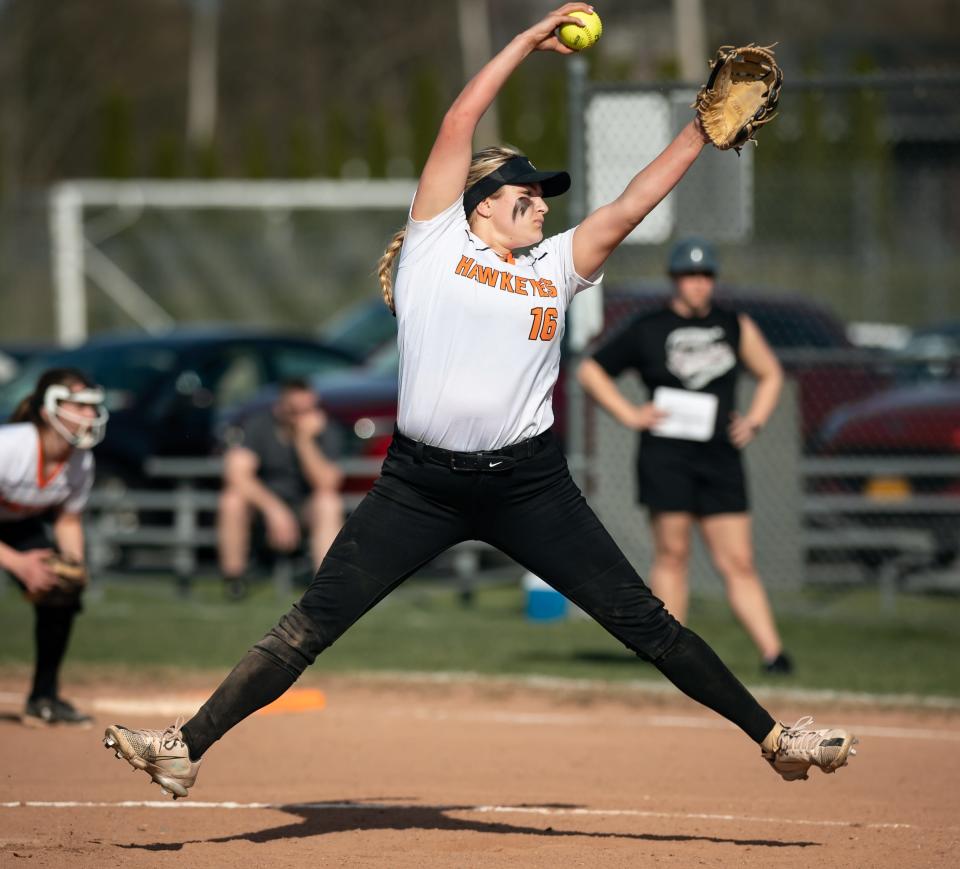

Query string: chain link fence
[0,67,957,604]
[570,70,960,603]
[573,72,960,321]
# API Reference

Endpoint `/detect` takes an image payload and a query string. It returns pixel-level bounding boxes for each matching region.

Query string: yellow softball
[558,10,603,51]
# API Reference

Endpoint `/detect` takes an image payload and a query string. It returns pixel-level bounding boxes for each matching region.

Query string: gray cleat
[103,721,201,799]
[762,716,858,781]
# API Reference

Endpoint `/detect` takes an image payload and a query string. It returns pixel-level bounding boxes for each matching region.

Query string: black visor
[463,156,571,218]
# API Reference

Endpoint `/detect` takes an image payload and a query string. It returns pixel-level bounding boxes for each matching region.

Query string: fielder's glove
[693,43,782,152]
[27,555,88,606]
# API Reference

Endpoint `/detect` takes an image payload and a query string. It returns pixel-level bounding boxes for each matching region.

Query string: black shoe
[762,652,794,675]
[223,575,251,601]
[23,696,93,727]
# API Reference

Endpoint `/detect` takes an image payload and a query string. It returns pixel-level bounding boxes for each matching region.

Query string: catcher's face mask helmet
[43,383,109,449]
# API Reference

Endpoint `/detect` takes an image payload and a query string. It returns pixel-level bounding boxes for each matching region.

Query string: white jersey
[0,423,95,522]
[394,195,600,451]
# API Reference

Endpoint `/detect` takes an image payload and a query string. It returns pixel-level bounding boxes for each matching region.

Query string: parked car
[0,341,60,384]
[0,326,361,485]
[885,320,960,385]
[597,284,890,443]
[815,381,960,457]
[809,380,960,570]
[811,319,960,468]
[320,297,398,362]
[0,351,16,385]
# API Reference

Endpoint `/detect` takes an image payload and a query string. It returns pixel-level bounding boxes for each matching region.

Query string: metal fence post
[565,55,590,487]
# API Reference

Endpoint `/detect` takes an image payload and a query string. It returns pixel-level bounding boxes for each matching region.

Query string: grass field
[1,574,959,698]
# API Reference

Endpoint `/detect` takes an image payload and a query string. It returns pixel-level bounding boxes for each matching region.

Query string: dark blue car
[0,326,360,484]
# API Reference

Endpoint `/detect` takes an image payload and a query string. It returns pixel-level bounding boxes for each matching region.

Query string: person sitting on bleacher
[217,378,344,598]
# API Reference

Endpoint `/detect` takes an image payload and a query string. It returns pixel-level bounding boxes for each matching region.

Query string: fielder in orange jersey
[103,4,858,799]
[0,367,108,726]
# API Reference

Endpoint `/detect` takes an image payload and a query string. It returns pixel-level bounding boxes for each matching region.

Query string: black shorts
[0,516,52,555]
[637,435,748,516]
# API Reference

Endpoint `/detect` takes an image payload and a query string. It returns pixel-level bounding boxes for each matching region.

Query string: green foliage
[498,66,568,174]
[497,69,525,149]
[150,133,182,178]
[367,104,390,178]
[287,119,319,178]
[754,50,893,258]
[190,140,221,179]
[241,124,270,178]
[322,102,352,178]
[654,56,681,81]
[541,73,568,161]
[410,64,444,173]
[98,90,135,178]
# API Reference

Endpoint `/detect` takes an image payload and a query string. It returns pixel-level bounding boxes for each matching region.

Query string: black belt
[394,428,553,472]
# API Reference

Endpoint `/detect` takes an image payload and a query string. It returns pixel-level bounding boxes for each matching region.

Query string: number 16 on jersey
[529,307,558,341]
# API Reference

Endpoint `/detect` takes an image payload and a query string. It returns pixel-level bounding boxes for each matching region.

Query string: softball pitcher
[104,3,857,798]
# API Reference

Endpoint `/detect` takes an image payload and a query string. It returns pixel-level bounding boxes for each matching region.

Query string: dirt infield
[1,673,957,868]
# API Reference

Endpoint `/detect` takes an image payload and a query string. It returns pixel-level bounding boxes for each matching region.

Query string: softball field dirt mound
[1,674,957,868]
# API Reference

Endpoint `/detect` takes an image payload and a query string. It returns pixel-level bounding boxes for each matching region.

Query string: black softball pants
[0,517,82,702]
[182,431,774,758]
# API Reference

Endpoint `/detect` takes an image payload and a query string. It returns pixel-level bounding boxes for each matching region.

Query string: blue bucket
[522,572,567,621]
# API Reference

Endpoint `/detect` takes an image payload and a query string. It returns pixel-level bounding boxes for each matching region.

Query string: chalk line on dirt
[0,799,920,831]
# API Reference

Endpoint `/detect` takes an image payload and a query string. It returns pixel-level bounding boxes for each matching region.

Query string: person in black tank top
[579,237,793,675]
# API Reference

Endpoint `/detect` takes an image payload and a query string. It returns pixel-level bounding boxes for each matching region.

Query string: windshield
[322,300,397,359]
[365,342,399,375]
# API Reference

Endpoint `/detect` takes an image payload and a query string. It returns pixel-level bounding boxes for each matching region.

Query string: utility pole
[187,0,220,155]
[672,0,707,82]
[0,0,23,204]
[457,0,499,147]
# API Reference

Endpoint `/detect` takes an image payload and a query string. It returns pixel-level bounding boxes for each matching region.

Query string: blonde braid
[377,227,406,312]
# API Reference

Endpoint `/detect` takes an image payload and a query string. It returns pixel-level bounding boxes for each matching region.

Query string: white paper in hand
[650,386,718,441]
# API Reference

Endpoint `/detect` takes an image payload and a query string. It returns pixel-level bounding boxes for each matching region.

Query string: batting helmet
[667,237,718,276]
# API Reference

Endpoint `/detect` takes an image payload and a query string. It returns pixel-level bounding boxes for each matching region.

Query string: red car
[814,382,960,457]
[805,323,960,575]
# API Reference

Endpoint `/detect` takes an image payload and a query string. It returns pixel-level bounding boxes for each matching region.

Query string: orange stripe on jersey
[503,251,515,265]
[36,435,65,489]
